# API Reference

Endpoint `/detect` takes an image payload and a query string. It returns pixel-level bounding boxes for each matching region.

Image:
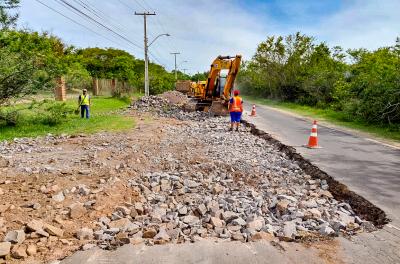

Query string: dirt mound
[159,91,189,105]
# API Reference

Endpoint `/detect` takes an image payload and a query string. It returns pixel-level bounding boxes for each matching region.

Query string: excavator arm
[222,55,241,101]
[204,55,242,100]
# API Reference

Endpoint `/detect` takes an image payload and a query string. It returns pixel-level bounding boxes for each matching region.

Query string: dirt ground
[0,113,180,263]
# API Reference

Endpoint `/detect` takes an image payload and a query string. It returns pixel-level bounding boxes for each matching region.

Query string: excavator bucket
[209,100,229,116]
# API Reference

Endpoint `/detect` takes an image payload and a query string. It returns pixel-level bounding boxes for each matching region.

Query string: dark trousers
[80,105,90,119]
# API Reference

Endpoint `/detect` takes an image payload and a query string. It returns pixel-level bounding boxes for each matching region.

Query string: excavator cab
[179,54,242,116]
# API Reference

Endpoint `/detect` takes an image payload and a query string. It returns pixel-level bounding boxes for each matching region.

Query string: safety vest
[230,96,243,112]
[80,94,90,105]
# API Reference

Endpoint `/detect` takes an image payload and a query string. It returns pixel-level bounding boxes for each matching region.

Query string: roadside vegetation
[0,96,134,141]
[0,1,178,140]
[238,32,400,140]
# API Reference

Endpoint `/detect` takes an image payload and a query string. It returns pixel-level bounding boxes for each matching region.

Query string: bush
[39,102,73,126]
[0,108,19,127]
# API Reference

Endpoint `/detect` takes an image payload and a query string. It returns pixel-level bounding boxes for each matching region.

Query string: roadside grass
[244,96,400,142]
[0,96,135,141]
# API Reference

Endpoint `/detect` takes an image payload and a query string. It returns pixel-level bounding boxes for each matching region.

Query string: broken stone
[0,242,11,257]
[231,217,246,226]
[44,224,64,237]
[276,200,290,214]
[52,192,65,202]
[282,221,297,241]
[26,219,44,232]
[69,203,87,219]
[5,230,25,244]
[246,217,265,231]
[11,244,27,259]
[154,228,170,244]
[142,228,157,238]
[115,206,131,216]
[196,204,207,216]
[26,244,37,256]
[221,211,238,222]
[76,228,93,240]
[82,244,96,251]
[183,215,199,225]
[251,231,274,241]
[108,218,137,232]
[319,225,335,236]
[178,205,188,215]
[306,208,322,219]
[210,217,224,228]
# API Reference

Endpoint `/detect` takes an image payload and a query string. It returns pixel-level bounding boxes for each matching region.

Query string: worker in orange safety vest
[228,90,243,131]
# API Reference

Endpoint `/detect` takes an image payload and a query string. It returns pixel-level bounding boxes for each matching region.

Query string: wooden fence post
[55,76,66,101]
[111,79,116,94]
[92,77,99,96]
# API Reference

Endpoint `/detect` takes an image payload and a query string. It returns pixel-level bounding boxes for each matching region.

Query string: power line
[77,0,130,35]
[118,0,175,61]
[55,0,143,50]
[34,0,135,51]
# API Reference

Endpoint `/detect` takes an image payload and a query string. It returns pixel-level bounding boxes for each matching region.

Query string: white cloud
[306,0,400,50]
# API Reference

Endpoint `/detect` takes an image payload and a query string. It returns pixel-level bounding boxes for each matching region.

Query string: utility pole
[182,68,188,74]
[170,52,180,80]
[135,11,156,97]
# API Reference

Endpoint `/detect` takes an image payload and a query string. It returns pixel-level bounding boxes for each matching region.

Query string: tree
[0,30,67,105]
[0,0,19,29]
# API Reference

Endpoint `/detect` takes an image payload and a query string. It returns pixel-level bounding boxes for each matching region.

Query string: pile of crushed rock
[85,96,374,249]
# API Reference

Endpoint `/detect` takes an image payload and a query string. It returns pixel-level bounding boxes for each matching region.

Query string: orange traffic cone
[306,120,321,148]
[250,105,256,116]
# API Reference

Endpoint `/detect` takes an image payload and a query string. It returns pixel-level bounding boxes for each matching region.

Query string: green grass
[244,95,400,142]
[0,96,135,141]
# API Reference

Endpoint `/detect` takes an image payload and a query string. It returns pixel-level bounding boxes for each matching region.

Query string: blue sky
[18,0,400,74]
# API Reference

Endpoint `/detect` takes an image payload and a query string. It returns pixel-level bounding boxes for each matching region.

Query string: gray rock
[183,215,199,225]
[178,205,188,215]
[231,217,246,226]
[52,192,65,202]
[4,230,25,244]
[210,217,224,228]
[282,221,297,241]
[246,217,265,231]
[82,244,97,251]
[319,225,335,236]
[26,219,44,232]
[154,228,170,243]
[196,204,207,216]
[76,228,94,240]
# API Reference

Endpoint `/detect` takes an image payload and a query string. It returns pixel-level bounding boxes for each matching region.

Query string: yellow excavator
[179,55,242,115]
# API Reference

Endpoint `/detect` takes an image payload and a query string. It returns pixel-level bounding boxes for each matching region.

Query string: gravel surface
[0,93,374,263]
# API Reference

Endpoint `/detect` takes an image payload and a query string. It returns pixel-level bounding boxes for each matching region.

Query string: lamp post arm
[149,33,170,47]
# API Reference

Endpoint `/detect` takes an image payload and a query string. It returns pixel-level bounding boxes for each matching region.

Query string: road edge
[242,119,389,227]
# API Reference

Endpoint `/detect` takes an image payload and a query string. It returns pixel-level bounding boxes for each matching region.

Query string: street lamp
[149,33,170,47]
[144,33,170,96]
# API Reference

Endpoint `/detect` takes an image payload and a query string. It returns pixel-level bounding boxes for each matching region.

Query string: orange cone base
[305,144,322,149]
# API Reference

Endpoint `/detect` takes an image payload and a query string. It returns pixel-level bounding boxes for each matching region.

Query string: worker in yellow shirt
[78,89,91,119]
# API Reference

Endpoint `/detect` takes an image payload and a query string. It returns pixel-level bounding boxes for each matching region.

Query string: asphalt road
[243,103,400,224]
[243,103,400,264]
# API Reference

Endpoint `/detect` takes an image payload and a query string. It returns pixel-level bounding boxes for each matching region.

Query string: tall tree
[0,0,19,29]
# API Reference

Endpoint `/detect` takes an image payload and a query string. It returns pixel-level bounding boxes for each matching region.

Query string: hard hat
[83,89,87,92]
[233,90,240,96]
